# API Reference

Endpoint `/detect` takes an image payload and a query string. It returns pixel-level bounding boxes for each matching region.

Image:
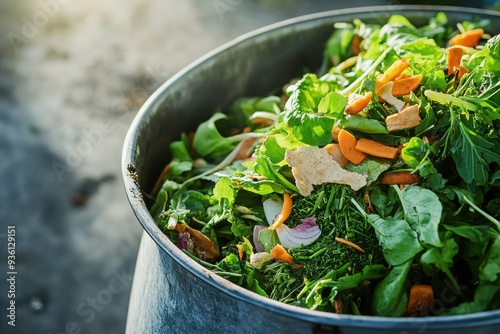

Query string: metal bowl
[122,5,500,334]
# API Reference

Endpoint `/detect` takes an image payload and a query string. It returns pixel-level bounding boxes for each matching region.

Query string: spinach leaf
[192,112,238,159]
[371,260,412,317]
[339,115,388,134]
[370,185,398,217]
[396,185,443,247]
[367,213,422,266]
[169,134,193,176]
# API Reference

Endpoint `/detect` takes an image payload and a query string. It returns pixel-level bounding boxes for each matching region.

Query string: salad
[150,13,500,317]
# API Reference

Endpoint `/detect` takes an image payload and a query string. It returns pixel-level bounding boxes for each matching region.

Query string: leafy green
[346,158,391,186]
[420,231,459,289]
[371,260,412,317]
[340,115,388,134]
[367,214,422,266]
[192,112,238,159]
[283,75,345,146]
[396,185,443,247]
[258,228,279,253]
[401,137,437,177]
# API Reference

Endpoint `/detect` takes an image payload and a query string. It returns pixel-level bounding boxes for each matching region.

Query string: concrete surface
[0,0,491,333]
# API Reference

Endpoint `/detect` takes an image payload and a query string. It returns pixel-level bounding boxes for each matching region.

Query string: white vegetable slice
[263,197,283,225]
[275,222,321,249]
[377,81,405,112]
[249,252,273,269]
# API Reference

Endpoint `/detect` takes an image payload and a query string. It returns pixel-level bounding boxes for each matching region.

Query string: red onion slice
[275,217,321,249]
[262,198,321,249]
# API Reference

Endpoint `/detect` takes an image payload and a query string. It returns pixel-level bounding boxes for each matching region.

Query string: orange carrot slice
[380,172,420,185]
[355,138,399,159]
[270,244,293,264]
[392,74,423,96]
[446,46,464,76]
[407,284,434,316]
[377,57,410,87]
[351,34,362,56]
[449,28,484,47]
[268,193,292,231]
[335,237,365,253]
[338,129,366,165]
[236,244,244,261]
[345,91,373,115]
[331,124,341,142]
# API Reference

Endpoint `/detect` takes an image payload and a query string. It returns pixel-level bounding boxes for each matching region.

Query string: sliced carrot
[334,298,344,314]
[251,117,273,127]
[335,237,365,253]
[236,244,244,261]
[345,91,373,115]
[379,172,420,185]
[407,284,434,316]
[376,57,410,87]
[355,138,399,159]
[449,28,484,47]
[392,74,423,96]
[337,129,366,165]
[351,34,362,56]
[446,46,464,76]
[268,193,293,230]
[324,143,349,167]
[234,137,257,161]
[395,72,411,80]
[270,244,293,264]
[331,124,341,142]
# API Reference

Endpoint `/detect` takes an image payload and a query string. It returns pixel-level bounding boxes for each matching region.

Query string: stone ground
[0,1,492,333]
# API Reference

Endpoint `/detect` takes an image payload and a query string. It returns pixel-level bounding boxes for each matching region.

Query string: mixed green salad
[150,13,500,316]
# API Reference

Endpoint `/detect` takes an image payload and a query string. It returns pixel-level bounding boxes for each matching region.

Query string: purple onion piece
[177,233,189,250]
[296,216,317,232]
[253,225,267,253]
[276,217,321,248]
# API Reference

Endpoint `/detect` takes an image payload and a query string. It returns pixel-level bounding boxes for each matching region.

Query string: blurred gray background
[0,0,495,333]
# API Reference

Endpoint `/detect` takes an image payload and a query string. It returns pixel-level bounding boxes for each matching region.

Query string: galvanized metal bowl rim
[122,5,500,329]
